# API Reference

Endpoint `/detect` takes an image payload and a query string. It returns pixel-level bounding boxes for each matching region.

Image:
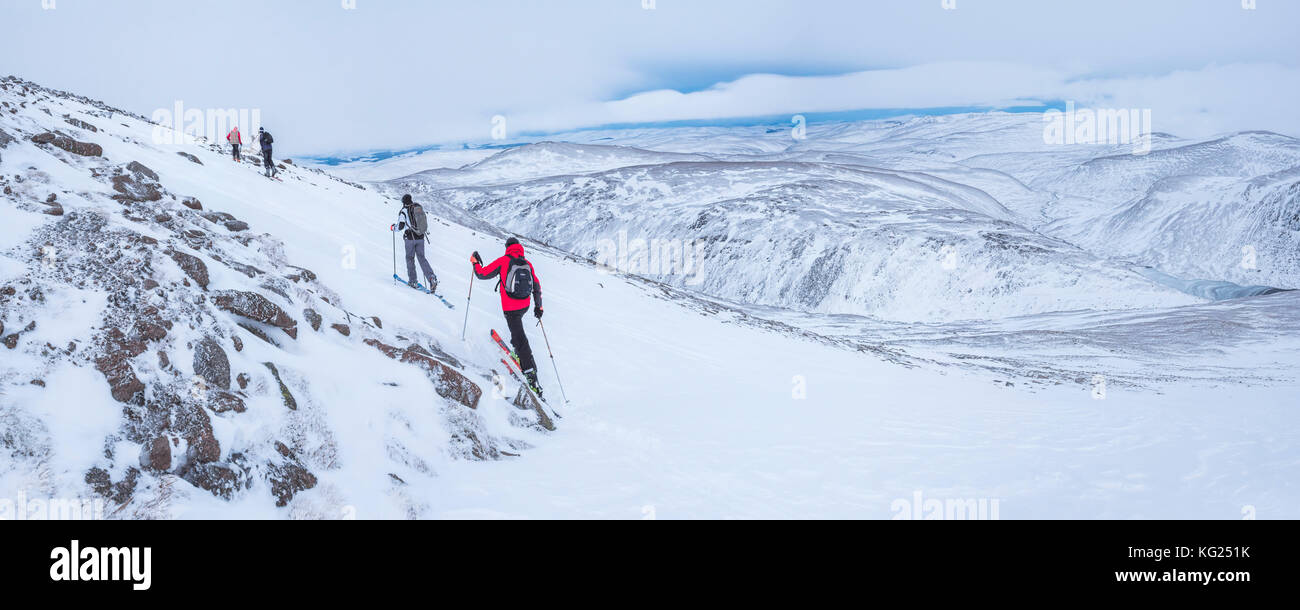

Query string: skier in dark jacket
[393,194,437,293]
[258,127,277,178]
[472,237,543,395]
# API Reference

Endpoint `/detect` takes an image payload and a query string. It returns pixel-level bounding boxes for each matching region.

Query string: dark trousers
[262,149,275,175]
[504,308,538,374]
[404,239,436,287]
[231,144,240,160]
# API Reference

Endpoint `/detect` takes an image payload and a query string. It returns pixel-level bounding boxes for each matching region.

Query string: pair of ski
[491,329,561,420]
[392,274,455,309]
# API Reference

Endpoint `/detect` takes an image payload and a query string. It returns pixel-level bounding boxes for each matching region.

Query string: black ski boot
[524,369,544,399]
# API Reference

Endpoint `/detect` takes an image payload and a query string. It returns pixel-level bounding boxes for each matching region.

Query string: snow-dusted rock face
[383,113,1298,322]
[1040,163,1300,291]
[0,77,548,518]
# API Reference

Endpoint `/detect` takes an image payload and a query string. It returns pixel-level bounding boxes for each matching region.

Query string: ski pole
[391,225,397,285]
[537,320,570,404]
[460,271,474,341]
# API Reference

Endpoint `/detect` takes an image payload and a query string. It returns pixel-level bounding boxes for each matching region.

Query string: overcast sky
[2,0,1297,155]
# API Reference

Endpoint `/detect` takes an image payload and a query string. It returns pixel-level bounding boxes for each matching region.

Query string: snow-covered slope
[0,77,557,518]
[4,78,1299,519]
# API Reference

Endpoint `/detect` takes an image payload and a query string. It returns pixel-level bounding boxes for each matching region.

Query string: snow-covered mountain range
[3,77,1299,519]
[380,117,1298,323]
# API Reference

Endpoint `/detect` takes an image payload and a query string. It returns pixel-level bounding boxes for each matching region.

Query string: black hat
[505,237,520,248]
[402,194,413,205]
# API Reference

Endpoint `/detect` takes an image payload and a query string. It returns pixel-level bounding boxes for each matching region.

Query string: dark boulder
[93,327,147,404]
[65,117,99,132]
[266,442,317,507]
[365,338,482,410]
[125,161,159,181]
[212,290,298,339]
[31,131,102,157]
[168,249,209,289]
[183,463,243,500]
[192,337,230,390]
[209,391,246,414]
[139,436,172,472]
[110,171,162,203]
[175,402,220,464]
[85,467,140,504]
[303,308,322,331]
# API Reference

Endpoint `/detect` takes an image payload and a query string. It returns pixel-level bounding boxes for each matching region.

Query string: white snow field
[2,77,1298,520]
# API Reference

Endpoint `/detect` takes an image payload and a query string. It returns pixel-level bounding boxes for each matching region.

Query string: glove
[471,251,482,266]
[397,222,406,231]
[534,307,543,320]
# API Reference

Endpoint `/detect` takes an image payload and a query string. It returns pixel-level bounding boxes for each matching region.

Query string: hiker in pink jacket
[226,126,242,162]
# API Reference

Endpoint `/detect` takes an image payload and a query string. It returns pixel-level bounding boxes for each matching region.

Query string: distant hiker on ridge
[258,127,277,178]
[472,237,544,397]
[226,125,242,162]
[394,194,438,293]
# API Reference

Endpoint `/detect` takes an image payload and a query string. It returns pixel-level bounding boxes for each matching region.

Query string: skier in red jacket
[472,237,543,396]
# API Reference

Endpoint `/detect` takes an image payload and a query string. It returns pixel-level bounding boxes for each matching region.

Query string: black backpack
[404,204,428,237]
[261,131,274,146]
[502,256,534,300]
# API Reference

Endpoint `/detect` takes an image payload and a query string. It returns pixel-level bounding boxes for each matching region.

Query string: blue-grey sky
[2,0,1297,155]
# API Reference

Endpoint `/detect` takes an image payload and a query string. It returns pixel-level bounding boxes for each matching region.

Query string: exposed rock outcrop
[176,401,220,464]
[263,362,298,410]
[110,163,163,203]
[364,338,482,410]
[64,117,98,132]
[212,290,298,339]
[31,131,102,156]
[93,327,147,404]
[303,308,322,332]
[209,391,247,414]
[192,337,231,390]
[139,436,172,472]
[168,248,209,289]
[266,442,317,507]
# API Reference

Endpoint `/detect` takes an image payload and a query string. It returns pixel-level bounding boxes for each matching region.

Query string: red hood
[506,243,526,258]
